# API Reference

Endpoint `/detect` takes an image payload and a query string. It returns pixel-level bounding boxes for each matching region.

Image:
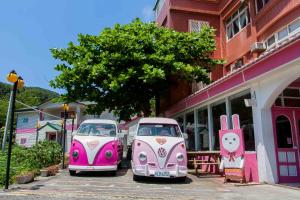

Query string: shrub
[0,141,62,186]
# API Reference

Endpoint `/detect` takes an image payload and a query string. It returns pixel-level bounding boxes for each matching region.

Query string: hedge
[0,141,62,186]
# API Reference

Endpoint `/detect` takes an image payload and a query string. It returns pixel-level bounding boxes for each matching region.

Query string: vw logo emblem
[158,147,167,158]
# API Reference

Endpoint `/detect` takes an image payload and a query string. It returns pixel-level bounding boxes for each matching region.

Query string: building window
[197,108,209,151]
[20,138,27,145]
[256,0,270,13]
[155,0,165,18]
[185,112,195,150]
[289,18,300,33]
[230,92,255,151]
[22,117,29,123]
[276,116,293,148]
[275,88,300,107]
[189,20,209,33]
[212,102,226,150]
[226,5,250,40]
[265,18,300,49]
[175,115,184,133]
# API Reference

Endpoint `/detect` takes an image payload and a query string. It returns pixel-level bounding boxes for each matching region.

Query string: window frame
[265,17,300,49]
[255,0,270,14]
[188,19,209,33]
[226,6,250,41]
[155,0,165,19]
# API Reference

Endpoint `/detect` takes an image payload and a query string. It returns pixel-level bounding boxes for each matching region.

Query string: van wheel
[110,171,117,176]
[177,177,186,183]
[117,162,122,170]
[69,170,76,176]
[133,175,141,181]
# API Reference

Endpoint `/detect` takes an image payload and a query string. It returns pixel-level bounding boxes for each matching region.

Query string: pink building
[154,0,300,184]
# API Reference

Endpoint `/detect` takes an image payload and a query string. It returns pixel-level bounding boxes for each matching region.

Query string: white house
[15,100,119,151]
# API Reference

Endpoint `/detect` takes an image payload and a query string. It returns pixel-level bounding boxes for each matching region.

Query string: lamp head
[63,103,69,112]
[17,76,24,88]
[7,70,18,83]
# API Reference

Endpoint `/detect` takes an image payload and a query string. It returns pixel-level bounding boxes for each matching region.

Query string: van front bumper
[69,165,117,171]
[131,162,187,178]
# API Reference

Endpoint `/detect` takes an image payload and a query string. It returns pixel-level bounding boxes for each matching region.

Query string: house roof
[38,122,62,131]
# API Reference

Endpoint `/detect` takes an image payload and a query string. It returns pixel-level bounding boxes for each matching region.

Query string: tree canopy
[50,19,223,120]
[0,82,58,128]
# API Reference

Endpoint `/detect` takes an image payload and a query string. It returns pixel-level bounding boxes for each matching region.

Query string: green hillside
[0,82,59,127]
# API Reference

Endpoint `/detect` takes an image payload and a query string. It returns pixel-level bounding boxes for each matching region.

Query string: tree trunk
[155,94,160,117]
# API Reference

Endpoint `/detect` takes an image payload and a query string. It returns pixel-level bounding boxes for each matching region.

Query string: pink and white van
[131,118,187,181]
[68,119,123,175]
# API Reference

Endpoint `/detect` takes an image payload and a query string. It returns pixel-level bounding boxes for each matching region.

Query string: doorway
[272,108,300,183]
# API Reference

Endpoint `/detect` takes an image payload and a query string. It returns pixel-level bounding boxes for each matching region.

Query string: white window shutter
[189,20,209,33]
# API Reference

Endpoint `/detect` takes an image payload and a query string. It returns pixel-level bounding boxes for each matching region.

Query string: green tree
[51,19,223,120]
[0,82,58,127]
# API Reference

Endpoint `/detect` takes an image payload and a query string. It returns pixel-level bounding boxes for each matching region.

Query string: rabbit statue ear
[232,114,240,129]
[220,115,228,130]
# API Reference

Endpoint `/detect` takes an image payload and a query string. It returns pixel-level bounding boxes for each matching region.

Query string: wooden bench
[193,158,219,176]
[187,151,221,176]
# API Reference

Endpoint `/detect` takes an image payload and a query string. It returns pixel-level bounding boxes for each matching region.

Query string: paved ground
[1,168,300,200]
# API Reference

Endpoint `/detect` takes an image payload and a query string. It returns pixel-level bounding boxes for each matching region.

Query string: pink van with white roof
[68,119,123,175]
[131,118,187,181]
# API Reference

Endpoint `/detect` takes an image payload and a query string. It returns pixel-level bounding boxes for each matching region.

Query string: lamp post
[5,70,24,190]
[70,113,75,143]
[61,103,69,169]
[35,122,40,145]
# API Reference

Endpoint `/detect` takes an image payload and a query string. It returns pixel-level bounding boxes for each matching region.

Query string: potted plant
[47,165,59,176]
[16,171,34,184]
[40,168,48,177]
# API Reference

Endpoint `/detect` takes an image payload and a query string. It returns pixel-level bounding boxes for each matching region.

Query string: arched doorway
[272,81,300,183]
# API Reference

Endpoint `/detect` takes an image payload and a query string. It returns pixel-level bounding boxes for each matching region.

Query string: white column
[194,109,200,150]
[252,87,278,183]
[225,97,232,128]
[208,104,213,151]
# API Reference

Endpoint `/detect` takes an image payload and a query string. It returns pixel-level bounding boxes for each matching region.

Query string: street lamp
[35,122,40,145]
[5,70,24,190]
[61,103,69,169]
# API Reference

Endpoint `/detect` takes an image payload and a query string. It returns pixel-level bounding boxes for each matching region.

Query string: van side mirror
[183,133,188,140]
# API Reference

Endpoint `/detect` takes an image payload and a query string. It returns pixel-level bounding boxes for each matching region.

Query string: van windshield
[137,124,181,137]
[77,123,116,137]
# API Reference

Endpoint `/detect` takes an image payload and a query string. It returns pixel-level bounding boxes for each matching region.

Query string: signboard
[219,114,245,183]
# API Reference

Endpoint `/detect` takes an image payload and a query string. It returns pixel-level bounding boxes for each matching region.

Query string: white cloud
[142,5,154,22]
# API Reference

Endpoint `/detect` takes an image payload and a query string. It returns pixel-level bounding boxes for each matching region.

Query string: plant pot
[40,169,48,177]
[47,165,59,176]
[16,172,34,184]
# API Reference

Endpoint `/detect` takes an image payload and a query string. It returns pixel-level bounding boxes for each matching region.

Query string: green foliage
[51,19,224,120]
[0,141,61,186]
[0,82,59,127]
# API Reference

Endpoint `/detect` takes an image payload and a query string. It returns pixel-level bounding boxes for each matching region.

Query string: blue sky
[0,0,155,93]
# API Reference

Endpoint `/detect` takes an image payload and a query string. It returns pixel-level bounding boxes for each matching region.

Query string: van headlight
[105,150,113,159]
[72,150,79,159]
[176,153,184,162]
[139,152,147,161]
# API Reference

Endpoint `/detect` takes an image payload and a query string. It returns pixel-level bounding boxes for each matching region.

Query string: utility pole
[1,91,13,152]
[5,70,24,190]
[61,103,69,169]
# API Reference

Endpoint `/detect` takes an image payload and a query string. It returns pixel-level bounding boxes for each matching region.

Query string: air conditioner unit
[251,42,266,53]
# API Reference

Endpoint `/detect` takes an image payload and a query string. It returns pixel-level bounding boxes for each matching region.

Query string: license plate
[154,171,170,177]
[86,166,95,170]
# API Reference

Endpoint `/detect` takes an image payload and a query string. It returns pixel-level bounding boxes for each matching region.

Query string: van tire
[69,170,76,176]
[177,177,186,182]
[133,175,141,181]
